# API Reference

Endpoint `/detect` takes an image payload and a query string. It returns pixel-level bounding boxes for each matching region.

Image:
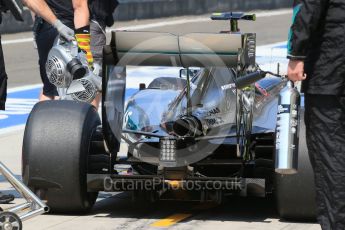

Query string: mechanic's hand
[53,19,75,41]
[287,60,307,82]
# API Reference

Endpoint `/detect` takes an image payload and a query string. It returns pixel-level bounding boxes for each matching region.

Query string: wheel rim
[0,212,22,230]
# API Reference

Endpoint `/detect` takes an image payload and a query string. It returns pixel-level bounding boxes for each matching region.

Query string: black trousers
[35,20,59,97]
[305,94,345,230]
[0,35,7,110]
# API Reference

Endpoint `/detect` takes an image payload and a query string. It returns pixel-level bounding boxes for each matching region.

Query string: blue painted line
[9,88,40,99]
[1,113,31,130]
[273,44,287,49]
[0,87,39,130]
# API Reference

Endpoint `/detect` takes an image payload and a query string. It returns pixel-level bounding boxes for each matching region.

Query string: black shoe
[0,193,15,204]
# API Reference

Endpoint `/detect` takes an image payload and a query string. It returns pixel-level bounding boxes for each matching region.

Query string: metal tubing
[186,68,192,116]
[8,203,31,213]
[19,207,47,222]
[0,161,49,221]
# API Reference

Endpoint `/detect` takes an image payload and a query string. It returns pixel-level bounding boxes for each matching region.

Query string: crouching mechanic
[23,0,95,104]
[287,0,345,229]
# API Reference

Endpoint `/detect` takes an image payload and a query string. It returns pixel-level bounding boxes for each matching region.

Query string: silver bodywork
[121,68,286,166]
[124,69,286,137]
[104,30,295,169]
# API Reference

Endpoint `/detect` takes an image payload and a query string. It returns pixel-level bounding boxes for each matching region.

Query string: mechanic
[88,0,118,108]
[89,0,118,71]
[0,1,15,204]
[0,1,7,111]
[287,0,345,229]
[23,0,93,101]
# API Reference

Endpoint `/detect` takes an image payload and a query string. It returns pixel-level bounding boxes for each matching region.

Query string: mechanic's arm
[22,0,75,41]
[72,0,89,29]
[287,0,328,82]
[73,0,93,66]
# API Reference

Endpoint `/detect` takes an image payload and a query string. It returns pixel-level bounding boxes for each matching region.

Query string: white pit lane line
[1,9,291,45]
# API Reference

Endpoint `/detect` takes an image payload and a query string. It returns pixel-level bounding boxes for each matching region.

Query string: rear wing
[104,31,256,68]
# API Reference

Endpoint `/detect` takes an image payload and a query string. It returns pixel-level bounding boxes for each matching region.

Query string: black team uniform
[288,0,345,229]
[0,9,7,110]
[34,0,92,97]
[34,0,74,97]
[0,1,15,204]
[89,0,118,72]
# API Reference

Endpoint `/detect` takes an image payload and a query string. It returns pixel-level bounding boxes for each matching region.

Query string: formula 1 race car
[22,12,316,220]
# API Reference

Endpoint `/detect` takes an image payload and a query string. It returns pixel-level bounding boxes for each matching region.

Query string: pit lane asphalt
[0,10,321,229]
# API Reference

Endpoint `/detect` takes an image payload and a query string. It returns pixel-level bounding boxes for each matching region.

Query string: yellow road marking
[151,213,192,227]
[150,202,219,228]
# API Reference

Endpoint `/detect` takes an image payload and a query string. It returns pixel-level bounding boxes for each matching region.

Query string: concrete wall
[0,10,33,34]
[114,0,291,21]
[0,0,291,34]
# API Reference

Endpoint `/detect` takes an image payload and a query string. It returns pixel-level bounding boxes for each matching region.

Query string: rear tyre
[275,108,317,220]
[22,100,100,213]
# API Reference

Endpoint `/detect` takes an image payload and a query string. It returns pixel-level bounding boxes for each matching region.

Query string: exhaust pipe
[173,116,202,137]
